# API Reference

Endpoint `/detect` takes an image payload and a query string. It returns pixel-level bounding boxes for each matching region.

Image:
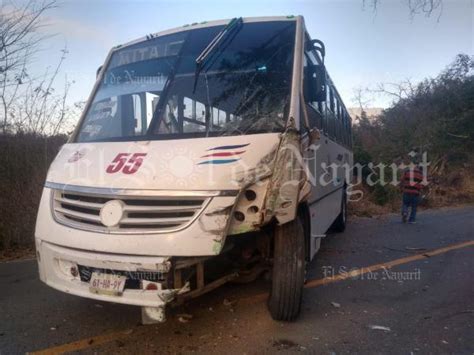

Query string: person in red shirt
[401,164,424,223]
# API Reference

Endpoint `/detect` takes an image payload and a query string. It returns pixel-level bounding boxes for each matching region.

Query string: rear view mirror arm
[307,39,325,64]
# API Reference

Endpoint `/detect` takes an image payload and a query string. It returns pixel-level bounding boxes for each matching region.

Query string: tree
[0,0,74,135]
[354,54,474,165]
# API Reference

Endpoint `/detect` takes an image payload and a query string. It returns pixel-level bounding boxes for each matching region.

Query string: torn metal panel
[141,281,191,324]
[264,129,305,225]
[208,144,279,237]
[195,196,238,254]
[228,128,309,232]
[232,142,279,188]
[298,180,312,203]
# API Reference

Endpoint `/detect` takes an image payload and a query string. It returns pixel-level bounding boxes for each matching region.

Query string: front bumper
[36,240,185,307]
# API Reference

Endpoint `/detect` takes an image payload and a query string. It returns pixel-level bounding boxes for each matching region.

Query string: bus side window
[336,99,342,144]
[121,94,142,136]
[305,103,322,131]
[132,94,143,135]
[318,101,324,114]
[321,83,330,135]
[348,113,353,147]
[334,98,339,143]
[196,102,206,123]
[341,111,347,146]
[212,107,224,128]
[344,111,350,146]
[327,86,335,139]
[183,97,194,120]
[182,97,205,123]
[329,87,335,113]
[302,54,323,131]
[181,97,207,132]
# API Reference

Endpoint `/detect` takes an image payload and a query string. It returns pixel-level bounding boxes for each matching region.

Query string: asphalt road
[0,206,473,354]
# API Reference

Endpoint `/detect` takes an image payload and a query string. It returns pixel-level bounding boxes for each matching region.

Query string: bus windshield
[76,20,296,142]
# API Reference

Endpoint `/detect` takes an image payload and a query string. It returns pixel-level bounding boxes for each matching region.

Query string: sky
[33,0,473,109]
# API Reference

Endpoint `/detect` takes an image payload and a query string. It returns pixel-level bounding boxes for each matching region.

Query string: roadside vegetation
[0,0,72,257]
[350,54,474,217]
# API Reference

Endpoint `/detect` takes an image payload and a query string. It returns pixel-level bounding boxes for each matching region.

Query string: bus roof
[115,16,299,51]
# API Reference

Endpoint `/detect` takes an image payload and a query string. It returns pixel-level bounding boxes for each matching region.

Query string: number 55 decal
[106,153,147,174]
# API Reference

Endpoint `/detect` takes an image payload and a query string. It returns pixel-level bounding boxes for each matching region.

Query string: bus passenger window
[132,94,143,135]
[212,107,224,127]
[336,100,342,143]
[318,101,323,114]
[183,97,194,120]
[183,121,206,133]
[329,88,335,113]
[182,97,206,123]
[344,112,349,146]
[146,93,159,128]
[195,102,206,123]
[159,95,179,134]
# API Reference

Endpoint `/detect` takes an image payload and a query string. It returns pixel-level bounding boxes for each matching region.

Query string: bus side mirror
[305,64,326,102]
[306,39,326,64]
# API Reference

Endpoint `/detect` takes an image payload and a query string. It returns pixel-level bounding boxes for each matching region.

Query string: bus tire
[331,189,347,233]
[268,215,305,321]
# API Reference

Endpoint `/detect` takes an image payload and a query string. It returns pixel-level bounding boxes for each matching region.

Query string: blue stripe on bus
[198,159,240,165]
[207,143,249,150]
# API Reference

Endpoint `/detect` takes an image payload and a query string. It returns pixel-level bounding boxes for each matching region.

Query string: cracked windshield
[77,21,296,142]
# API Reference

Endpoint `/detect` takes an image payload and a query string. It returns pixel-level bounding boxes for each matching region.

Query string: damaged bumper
[36,240,189,308]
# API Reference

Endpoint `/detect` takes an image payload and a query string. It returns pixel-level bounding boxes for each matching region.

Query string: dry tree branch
[0,0,57,133]
[361,0,443,20]
[368,79,416,101]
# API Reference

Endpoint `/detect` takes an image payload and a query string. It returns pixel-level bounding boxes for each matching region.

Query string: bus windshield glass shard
[77,21,296,142]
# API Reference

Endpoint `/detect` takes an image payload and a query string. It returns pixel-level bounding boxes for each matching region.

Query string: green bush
[371,184,399,206]
[0,134,66,251]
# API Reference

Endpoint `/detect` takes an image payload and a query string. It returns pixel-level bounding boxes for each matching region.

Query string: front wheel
[330,189,347,233]
[268,215,306,321]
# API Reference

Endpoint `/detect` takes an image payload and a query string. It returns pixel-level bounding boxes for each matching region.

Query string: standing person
[401,163,424,224]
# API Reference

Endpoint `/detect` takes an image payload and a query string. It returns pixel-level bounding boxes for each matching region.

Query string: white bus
[35,16,352,323]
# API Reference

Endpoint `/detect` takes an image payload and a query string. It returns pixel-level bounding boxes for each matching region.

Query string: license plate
[89,272,126,296]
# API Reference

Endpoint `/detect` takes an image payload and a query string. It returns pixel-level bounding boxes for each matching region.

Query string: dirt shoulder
[0,247,36,263]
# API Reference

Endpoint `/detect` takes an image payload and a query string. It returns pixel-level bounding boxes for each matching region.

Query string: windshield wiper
[192,17,243,93]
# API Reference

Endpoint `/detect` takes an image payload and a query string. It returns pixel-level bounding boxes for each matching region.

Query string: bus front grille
[51,189,209,234]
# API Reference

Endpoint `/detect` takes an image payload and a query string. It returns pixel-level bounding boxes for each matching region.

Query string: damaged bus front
[35,16,353,323]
